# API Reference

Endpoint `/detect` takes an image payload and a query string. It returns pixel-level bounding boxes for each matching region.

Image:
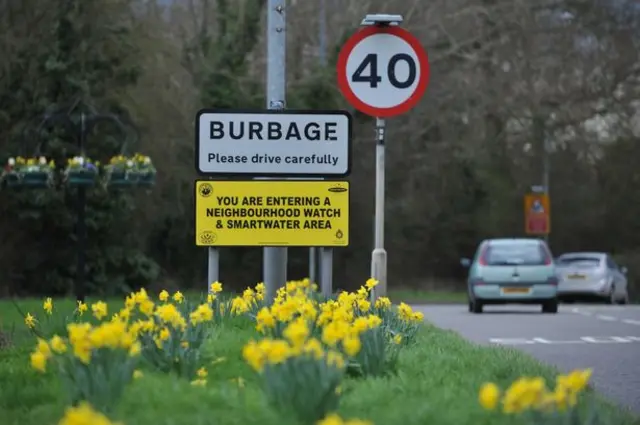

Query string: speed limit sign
[337,26,430,117]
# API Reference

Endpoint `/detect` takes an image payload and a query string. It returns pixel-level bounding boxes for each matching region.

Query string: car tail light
[547,276,558,286]
[540,244,553,265]
[478,246,489,266]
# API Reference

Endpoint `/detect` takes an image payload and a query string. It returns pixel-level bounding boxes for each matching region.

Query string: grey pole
[542,134,550,244]
[310,0,328,284]
[370,118,387,300]
[207,247,219,295]
[207,174,220,294]
[319,0,327,65]
[263,0,288,303]
[309,247,317,284]
[320,247,333,297]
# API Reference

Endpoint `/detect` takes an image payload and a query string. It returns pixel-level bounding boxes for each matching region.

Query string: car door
[606,256,625,295]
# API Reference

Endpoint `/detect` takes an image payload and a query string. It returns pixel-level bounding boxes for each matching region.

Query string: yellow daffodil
[479,382,500,410]
[43,298,53,315]
[342,335,362,356]
[58,401,123,425]
[30,350,47,372]
[210,281,223,293]
[76,301,88,315]
[158,290,169,302]
[24,312,37,328]
[50,335,67,354]
[365,278,379,289]
[91,301,108,321]
[172,291,184,303]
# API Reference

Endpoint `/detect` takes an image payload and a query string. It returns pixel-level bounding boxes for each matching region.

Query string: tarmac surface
[413,303,640,414]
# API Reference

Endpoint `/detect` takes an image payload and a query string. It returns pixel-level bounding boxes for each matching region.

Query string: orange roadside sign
[524,193,550,235]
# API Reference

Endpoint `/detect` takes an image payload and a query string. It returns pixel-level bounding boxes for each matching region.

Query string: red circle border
[336,26,431,118]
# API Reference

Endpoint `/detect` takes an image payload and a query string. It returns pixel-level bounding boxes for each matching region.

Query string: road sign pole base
[264,246,287,303]
[370,248,387,300]
[320,247,333,298]
[207,247,219,295]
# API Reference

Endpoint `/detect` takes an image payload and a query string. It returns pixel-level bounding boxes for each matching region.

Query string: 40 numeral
[351,53,417,89]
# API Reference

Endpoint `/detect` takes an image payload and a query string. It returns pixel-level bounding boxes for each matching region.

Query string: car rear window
[556,257,601,268]
[484,243,547,266]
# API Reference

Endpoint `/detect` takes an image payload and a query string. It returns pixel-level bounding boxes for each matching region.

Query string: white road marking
[489,336,640,345]
[571,308,640,326]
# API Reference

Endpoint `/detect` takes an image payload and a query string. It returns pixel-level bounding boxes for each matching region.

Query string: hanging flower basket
[104,153,156,189]
[1,156,55,189]
[136,170,156,187]
[64,156,99,187]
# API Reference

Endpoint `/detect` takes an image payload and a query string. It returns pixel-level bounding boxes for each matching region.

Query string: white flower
[143,157,151,165]
[77,156,85,165]
[8,158,15,166]
[39,156,46,165]
[126,160,134,168]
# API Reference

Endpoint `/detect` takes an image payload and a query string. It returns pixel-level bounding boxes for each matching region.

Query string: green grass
[0,295,638,425]
[388,289,466,304]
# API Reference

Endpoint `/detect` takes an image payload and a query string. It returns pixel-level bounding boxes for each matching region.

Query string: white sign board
[195,110,352,177]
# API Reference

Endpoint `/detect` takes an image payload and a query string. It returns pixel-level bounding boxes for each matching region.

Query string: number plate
[568,274,585,280]
[501,287,532,295]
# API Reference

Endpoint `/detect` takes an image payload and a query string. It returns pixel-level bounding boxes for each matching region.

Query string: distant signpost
[524,192,551,235]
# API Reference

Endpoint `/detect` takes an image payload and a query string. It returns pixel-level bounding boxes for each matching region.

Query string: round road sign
[337,26,430,118]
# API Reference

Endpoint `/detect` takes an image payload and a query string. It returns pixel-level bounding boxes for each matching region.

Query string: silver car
[555,252,629,304]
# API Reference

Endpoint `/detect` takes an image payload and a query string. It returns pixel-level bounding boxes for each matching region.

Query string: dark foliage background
[1,0,639,298]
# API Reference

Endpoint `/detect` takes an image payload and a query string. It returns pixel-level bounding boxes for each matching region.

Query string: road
[413,303,640,414]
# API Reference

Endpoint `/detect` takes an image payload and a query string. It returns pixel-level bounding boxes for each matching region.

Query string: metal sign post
[371,117,387,298]
[336,14,430,300]
[207,247,219,295]
[309,247,318,284]
[264,0,287,303]
[320,247,333,297]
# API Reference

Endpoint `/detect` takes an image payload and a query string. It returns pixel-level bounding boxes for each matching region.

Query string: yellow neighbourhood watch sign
[194,180,350,247]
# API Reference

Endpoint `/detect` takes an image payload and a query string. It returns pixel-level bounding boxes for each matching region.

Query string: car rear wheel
[542,299,558,314]
[469,300,483,314]
[608,286,617,305]
[620,292,629,305]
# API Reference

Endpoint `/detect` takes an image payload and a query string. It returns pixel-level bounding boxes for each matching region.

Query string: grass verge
[388,289,466,304]
[0,297,637,425]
